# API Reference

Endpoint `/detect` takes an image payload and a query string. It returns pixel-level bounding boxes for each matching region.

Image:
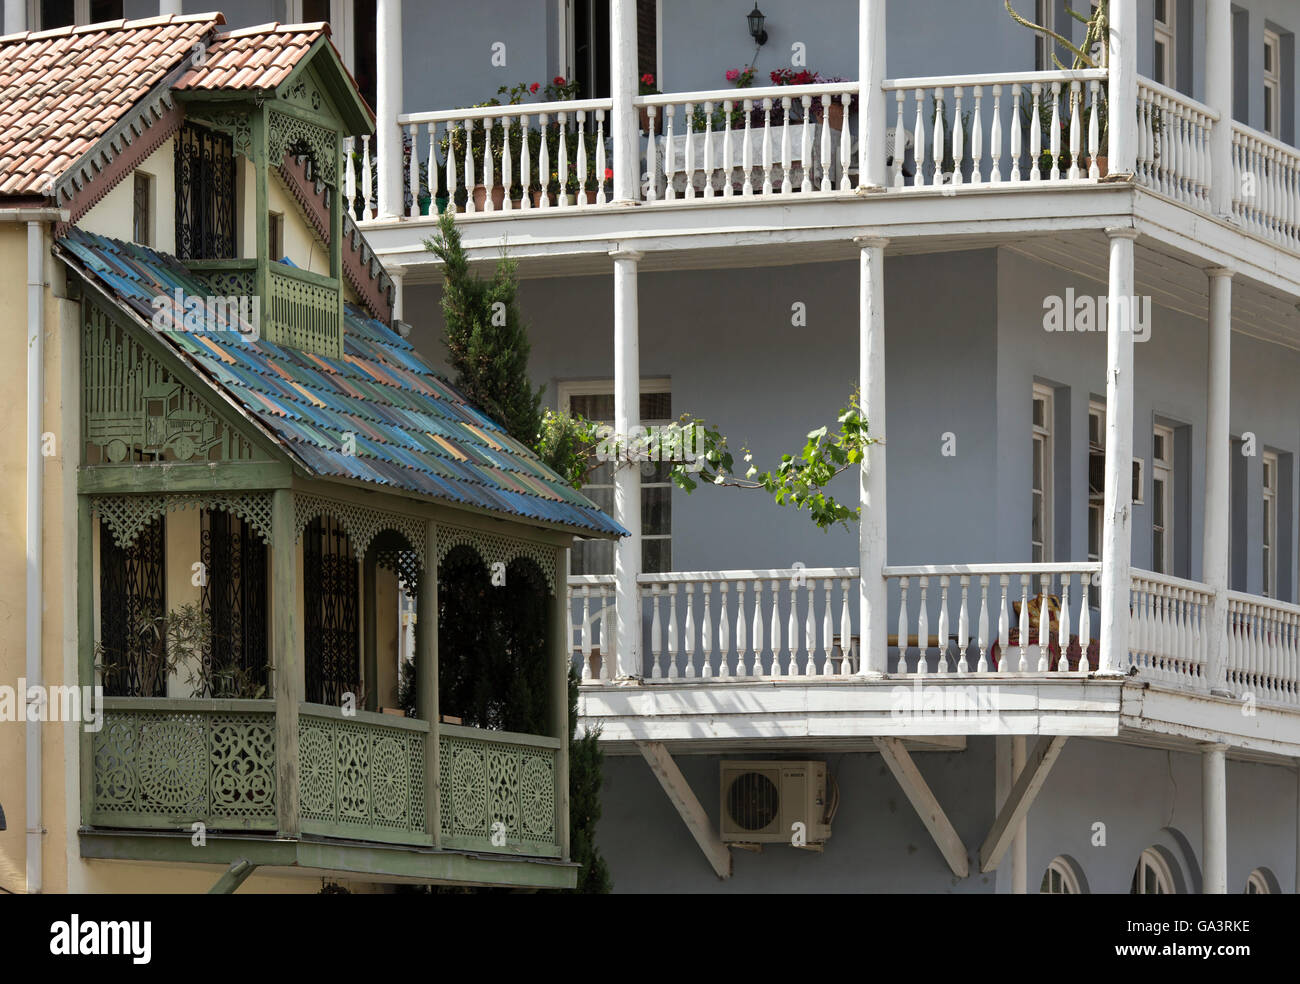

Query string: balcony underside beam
[636,740,732,879]
[873,737,970,879]
[978,735,1068,873]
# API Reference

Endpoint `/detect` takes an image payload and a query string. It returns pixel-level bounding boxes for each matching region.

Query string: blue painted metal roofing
[58,229,625,539]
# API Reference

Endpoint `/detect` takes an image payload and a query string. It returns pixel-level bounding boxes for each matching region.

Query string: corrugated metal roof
[57,229,625,539]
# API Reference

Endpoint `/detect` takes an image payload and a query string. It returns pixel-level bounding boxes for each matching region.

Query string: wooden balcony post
[1202,743,1228,893]
[610,0,640,201]
[1108,0,1138,175]
[856,236,889,674]
[1204,269,1234,692]
[550,546,572,861]
[1099,228,1138,675]
[375,0,404,218]
[272,488,301,838]
[1205,0,1233,215]
[611,249,643,678]
[858,0,887,188]
[418,519,440,846]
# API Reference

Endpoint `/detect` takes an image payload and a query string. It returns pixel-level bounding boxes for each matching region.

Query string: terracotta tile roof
[0,13,223,197]
[175,22,330,93]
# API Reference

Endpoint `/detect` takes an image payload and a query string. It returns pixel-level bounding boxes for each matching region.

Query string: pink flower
[529,82,540,94]
[725,69,740,82]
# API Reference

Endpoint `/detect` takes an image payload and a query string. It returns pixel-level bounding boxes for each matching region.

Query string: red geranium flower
[554,76,566,85]
[605,167,613,180]
[530,82,540,94]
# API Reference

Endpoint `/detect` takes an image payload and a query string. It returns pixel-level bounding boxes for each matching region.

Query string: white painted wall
[78,139,177,254]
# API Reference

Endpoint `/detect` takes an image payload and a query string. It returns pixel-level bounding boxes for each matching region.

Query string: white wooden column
[612,249,643,678]
[1203,743,1228,893]
[858,0,887,188]
[1204,268,1234,692]
[375,0,404,219]
[1011,735,1027,893]
[1206,0,1234,215]
[4,0,25,31]
[1099,227,1138,675]
[1108,0,1138,175]
[857,236,889,675]
[390,269,404,321]
[1295,766,1300,893]
[610,0,640,202]
[159,0,183,15]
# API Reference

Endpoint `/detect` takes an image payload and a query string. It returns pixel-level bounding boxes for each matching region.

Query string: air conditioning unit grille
[727,771,780,832]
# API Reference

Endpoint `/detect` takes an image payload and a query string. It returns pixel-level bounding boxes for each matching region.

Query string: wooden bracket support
[636,741,732,879]
[874,736,970,878]
[979,735,1068,873]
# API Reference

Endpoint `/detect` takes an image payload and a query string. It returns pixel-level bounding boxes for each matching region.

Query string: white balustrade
[1128,570,1213,688]
[1226,592,1300,707]
[882,70,1107,187]
[884,564,1100,674]
[1136,77,1217,209]
[635,82,858,203]
[567,575,617,681]
[1231,124,1300,249]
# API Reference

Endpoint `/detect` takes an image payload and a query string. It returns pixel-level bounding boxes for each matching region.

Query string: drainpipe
[26,218,44,894]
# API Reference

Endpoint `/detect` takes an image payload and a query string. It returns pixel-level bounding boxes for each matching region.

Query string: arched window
[1246,869,1274,894]
[1040,856,1083,894]
[1131,848,1177,894]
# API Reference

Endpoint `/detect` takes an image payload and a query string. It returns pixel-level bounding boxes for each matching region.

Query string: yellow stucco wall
[78,139,177,253]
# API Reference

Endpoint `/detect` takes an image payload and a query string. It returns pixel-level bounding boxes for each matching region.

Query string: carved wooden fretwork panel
[82,302,259,465]
[436,524,559,595]
[268,110,338,185]
[91,493,274,549]
[292,493,426,562]
[184,106,253,158]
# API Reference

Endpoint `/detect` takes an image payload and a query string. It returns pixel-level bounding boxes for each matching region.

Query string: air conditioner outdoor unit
[719,761,832,847]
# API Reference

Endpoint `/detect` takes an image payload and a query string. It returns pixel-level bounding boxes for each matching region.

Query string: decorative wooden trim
[293,491,426,562]
[88,492,274,548]
[437,523,562,594]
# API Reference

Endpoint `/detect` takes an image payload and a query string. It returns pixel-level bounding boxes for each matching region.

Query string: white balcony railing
[1135,77,1217,209]
[1127,569,1213,689]
[1231,123,1300,250]
[1227,591,1300,706]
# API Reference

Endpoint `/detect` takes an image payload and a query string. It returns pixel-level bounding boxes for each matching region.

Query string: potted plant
[639,73,663,134]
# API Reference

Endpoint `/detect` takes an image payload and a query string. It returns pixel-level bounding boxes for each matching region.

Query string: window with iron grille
[303,515,360,706]
[175,123,236,260]
[99,517,166,697]
[201,509,269,695]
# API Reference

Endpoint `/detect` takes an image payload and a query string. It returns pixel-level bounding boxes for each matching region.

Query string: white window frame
[132,170,154,248]
[30,0,115,29]
[1246,869,1272,894]
[1034,0,1056,72]
[558,378,673,575]
[1154,0,1176,88]
[1132,848,1176,894]
[1263,451,1279,598]
[1265,29,1282,138]
[1152,425,1175,575]
[1088,402,1105,566]
[1041,856,1082,894]
[1032,384,1054,564]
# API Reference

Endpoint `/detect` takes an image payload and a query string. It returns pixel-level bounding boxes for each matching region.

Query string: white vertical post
[1206,0,1233,215]
[4,0,26,30]
[1203,743,1228,893]
[612,249,643,677]
[610,0,639,202]
[1012,735,1027,893]
[1204,268,1234,692]
[858,0,887,187]
[1100,228,1139,674]
[159,0,183,14]
[390,269,404,321]
[375,0,403,218]
[1109,0,1138,175]
[857,236,889,674]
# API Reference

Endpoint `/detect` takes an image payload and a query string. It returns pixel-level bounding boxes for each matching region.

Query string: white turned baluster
[1036,574,1050,672]
[717,582,730,676]
[600,586,613,680]
[427,122,439,207]
[801,95,814,193]
[361,133,374,217]
[804,579,817,674]
[1058,575,1072,671]
[650,584,663,678]
[663,105,676,201]
[700,583,713,677]
[1018,575,1031,671]
[997,574,1010,672]
[751,580,765,675]
[742,100,755,195]
[1029,84,1042,182]
[976,575,990,672]
[557,112,570,207]
[912,88,926,187]
[463,122,476,213]
[957,575,970,671]
[1068,81,1081,180]
[821,579,834,675]
[1088,80,1100,178]
[899,577,912,674]
[989,86,1004,183]
[838,93,852,189]
[503,116,517,211]
[596,110,607,204]
[936,576,950,673]
[566,585,574,678]
[723,101,735,197]
[768,579,782,674]
[684,102,697,199]
[951,87,964,185]
[970,86,984,185]
[916,577,930,675]
[683,583,696,677]
[345,136,357,216]
[580,586,592,681]
[1048,81,1061,181]
[735,581,748,675]
[893,89,907,187]
[931,87,945,186]
[840,578,853,675]
[1010,86,1023,181]
[788,579,801,675]
[666,585,679,678]
[702,102,715,199]
[446,123,459,210]
[781,96,793,194]
[575,111,587,207]
[481,117,496,212]
[762,98,774,195]
[644,106,658,203]
[821,94,834,191]
[406,125,419,217]
[537,113,550,208]
[1079,573,1092,666]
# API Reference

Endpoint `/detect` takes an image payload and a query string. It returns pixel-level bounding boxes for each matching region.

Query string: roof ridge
[0,11,223,45]
[218,21,331,40]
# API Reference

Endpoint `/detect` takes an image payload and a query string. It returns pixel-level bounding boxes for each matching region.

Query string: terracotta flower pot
[471,183,507,211]
[1091,155,1109,177]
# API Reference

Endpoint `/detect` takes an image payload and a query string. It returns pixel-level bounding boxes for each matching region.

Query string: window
[1263,452,1279,597]
[303,515,360,706]
[1154,0,1176,87]
[34,0,120,30]
[1032,385,1053,563]
[175,123,236,261]
[99,517,166,698]
[132,172,152,247]
[1034,0,1055,71]
[270,211,285,262]
[1265,30,1282,137]
[561,0,611,99]
[200,509,269,695]
[559,380,672,575]
[1040,856,1082,894]
[1088,403,1105,565]
[1131,848,1176,894]
[1246,868,1273,894]
[1152,425,1174,574]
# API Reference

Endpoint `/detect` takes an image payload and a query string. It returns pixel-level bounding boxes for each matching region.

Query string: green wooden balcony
[89,698,562,859]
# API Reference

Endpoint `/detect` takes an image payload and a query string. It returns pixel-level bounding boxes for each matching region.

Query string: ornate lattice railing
[298,704,429,846]
[187,259,257,299]
[91,698,277,831]
[266,263,342,357]
[439,724,562,858]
